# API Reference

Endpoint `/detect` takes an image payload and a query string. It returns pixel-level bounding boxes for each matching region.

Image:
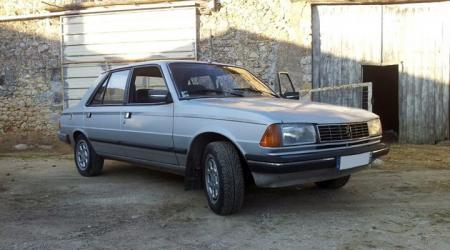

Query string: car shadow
[100,160,185,184]
[98,160,368,215]
[243,186,359,212]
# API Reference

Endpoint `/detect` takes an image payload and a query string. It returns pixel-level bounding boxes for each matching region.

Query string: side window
[91,78,108,105]
[129,66,169,104]
[102,70,130,105]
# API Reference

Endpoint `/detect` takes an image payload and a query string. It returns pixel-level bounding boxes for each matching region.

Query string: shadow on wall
[197,25,449,144]
[196,28,312,92]
[0,18,62,146]
[0,17,448,145]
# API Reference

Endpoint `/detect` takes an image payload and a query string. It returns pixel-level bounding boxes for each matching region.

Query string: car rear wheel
[74,135,104,177]
[315,175,351,189]
[202,141,245,215]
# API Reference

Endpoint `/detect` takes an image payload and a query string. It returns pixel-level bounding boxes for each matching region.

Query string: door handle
[86,112,92,118]
[124,112,132,119]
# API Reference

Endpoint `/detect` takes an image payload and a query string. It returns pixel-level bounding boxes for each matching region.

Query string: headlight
[260,124,316,147]
[368,119,382,136]
[280,124,317,146]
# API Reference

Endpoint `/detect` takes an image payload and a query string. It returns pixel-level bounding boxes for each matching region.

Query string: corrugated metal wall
[312,2,450,143]
[61,5,197,107]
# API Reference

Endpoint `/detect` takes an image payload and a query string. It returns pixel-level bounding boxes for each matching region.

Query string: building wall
[383,3,450,144]
[0,1,62,144]
[312,2,450,144]
[0,0,313,145]
[1,0,447,145]
[198,0,312,91]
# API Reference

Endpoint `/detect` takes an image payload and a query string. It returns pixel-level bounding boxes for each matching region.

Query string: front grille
[317,123,369,142]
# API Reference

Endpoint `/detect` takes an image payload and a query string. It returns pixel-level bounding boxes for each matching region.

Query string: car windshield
[169,62,278,99]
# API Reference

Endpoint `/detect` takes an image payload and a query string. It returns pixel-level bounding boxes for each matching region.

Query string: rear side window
[89,73,108,105]
[90,69,130,105]
[91,83,107,105]
[103,70,129,105]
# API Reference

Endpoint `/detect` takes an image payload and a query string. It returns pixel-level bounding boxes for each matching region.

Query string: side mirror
[277,72,299,100]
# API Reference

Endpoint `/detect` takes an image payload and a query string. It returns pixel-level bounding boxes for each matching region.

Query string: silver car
[58,60,389,215]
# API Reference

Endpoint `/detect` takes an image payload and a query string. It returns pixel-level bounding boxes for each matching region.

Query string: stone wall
[0,11,62,144]
[198,0,312,90]
[0,0,79,15]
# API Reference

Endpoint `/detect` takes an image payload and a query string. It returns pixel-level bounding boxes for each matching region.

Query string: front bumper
[246,142,389,188]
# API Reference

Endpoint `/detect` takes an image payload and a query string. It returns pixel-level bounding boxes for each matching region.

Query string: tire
[315,175,351,189]
[74,134,104,177]
[202,141,245,215]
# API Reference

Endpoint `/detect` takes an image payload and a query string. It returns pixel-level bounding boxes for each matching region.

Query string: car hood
[177,97,378,124]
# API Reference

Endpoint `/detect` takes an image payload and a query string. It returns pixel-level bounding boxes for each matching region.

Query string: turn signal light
[260,124,281,147]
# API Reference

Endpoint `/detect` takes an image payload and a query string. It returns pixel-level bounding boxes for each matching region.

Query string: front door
[120,66,177,165]
[84,69,130,156]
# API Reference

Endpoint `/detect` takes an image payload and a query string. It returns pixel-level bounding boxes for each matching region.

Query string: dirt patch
[428,179,450,191]
[0,184,7,193]
[0,144,449,249]
[429,211,450,226]
[0,134,72,154]
[0,152,72,160]
[381,144,450,170]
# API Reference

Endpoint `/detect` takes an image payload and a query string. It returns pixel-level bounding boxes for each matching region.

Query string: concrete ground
[0,144,449,249]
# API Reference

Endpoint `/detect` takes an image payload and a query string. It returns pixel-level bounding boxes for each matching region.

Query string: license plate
[338,152,371,170]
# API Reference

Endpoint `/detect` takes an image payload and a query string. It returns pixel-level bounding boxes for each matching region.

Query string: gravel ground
[0,144,449,249]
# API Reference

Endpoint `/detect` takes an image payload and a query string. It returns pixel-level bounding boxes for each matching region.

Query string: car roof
[105,60,236,73]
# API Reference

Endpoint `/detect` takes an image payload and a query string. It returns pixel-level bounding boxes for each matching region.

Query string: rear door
[120,65,177,165]
[84,69,130,156]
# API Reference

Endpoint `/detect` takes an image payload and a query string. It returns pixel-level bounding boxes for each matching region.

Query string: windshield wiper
[232,87,278,97]
[188,88,244,97]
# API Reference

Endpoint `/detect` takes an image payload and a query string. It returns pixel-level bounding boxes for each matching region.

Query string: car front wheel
[203,141,245,215]
[74,135,104,177]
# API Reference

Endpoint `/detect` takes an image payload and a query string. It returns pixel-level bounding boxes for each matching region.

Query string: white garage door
[61,4,197,107]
